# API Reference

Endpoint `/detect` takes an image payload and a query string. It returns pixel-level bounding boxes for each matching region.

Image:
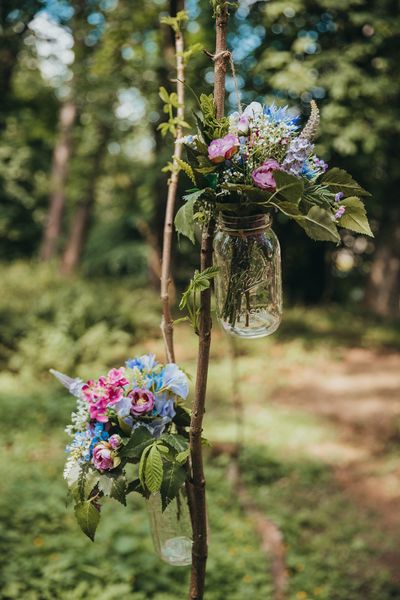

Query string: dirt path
[272,348,400,576]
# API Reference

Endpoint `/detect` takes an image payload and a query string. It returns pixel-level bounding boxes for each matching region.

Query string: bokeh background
[1,1,400,599]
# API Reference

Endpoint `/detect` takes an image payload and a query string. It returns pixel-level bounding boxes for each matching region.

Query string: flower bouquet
[174,96,372,337]
[52,354,191,542]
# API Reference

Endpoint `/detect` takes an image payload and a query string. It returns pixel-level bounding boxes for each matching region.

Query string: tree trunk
[188,5,229,599]
[60,130,108,275]
[40,100,77,261]
[364,218,400,318]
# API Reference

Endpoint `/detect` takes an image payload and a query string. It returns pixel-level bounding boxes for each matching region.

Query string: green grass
[1,262,400,599]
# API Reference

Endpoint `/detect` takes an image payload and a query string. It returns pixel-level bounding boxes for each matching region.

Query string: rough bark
[40,100,77,261]
[364,218,400,318]
[60,129,109,275]
[188,5,229,599]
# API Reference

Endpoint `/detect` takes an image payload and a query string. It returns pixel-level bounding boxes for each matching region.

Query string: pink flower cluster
[82,368,129,423]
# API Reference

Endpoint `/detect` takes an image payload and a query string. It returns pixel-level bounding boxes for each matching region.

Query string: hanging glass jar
[147,489,193,566]
[213,213,282,338]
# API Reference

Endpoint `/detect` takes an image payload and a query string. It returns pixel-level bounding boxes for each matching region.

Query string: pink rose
[109,434,122,449]
[251,159,282,191]
[92,442,115,471]
[128,388,155,416]
[208,134,239,164]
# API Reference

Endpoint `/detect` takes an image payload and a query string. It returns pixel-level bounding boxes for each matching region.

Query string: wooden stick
[188,4,229,599]
[160,7,185,364]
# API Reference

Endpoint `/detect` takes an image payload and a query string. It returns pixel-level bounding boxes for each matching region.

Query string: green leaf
[174,404,191,427]
[299,206,340,243]
[182,189,206,204]
[339,196,373,236]
[321,168,371,197]
[160,461,187,511]
[176,449,190,464]
[274,170,304,204]
[126,478,149,498]
[74,501,100,541]
[175,198,196,243]
[272,203,340,243]
[110,473,127,506]
[97,474,113,497]
[145,445,164,493]
[159,86,170,104]
[160,433,189,453]
[119,426,153,459]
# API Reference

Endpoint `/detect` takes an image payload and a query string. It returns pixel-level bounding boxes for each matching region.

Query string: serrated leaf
[176,449,190,464]
[274,170,304,204]
[97,474,113,497]
[175,198,196,243]
[74,501,100,541]
[119,426,153,459]
[160,462,187,511]
[160,433,189,453]
[110,473,127,506]
[339,197,373,236]
[321,168,371,197]
[145,446,164,493]
[299,206,340,242]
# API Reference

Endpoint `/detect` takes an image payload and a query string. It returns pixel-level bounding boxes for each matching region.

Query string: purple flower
[237,115,249,135]
[335,206,346,220]
[92,442,115,471]
[128,388,155,416]
[335,192,344,202]
[109,434,122,449]
[208,134,239,164]
[252,159,282,191]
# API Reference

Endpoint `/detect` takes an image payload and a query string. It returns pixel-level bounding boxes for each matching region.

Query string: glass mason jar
[147,490,192,567]
[213,213,282,338]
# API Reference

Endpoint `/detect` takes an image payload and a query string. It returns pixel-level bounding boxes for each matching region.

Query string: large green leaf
[299,206,340,243]
[145,445,164,493]
[174,198,197,244]
[160,461,187,511]
[160,433,189,454]
[272,202,340,243]
[119,426,153,459]
[74,501,100,542]
[110,473,127,506]
[274,171,304,204]
[339,196,374,236]
[321,168,371,197]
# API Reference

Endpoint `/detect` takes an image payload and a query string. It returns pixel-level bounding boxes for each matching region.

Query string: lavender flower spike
[50,369,84,398]
[300,100,320,142]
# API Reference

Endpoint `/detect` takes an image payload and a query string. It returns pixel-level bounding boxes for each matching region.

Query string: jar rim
[219,212,272,233]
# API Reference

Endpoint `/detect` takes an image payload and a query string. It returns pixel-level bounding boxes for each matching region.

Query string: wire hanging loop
[204,49,242,114]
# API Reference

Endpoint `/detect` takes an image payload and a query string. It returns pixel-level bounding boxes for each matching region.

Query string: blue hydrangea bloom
[126,353,158,371]
[263,103,300,130]
[161,363,189,399]
[155,392,176,419]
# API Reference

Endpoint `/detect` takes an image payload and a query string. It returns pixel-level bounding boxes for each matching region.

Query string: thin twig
[160,12,185,364]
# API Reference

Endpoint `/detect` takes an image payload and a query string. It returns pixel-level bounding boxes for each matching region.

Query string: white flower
[243,102,263,119]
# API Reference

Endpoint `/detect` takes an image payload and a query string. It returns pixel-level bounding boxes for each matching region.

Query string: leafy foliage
[179,266,220,333]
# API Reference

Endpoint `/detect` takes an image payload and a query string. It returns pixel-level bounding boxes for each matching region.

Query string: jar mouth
[219,212,271,233]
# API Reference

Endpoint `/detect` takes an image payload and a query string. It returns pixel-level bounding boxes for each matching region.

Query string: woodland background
[1,1,400,599]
